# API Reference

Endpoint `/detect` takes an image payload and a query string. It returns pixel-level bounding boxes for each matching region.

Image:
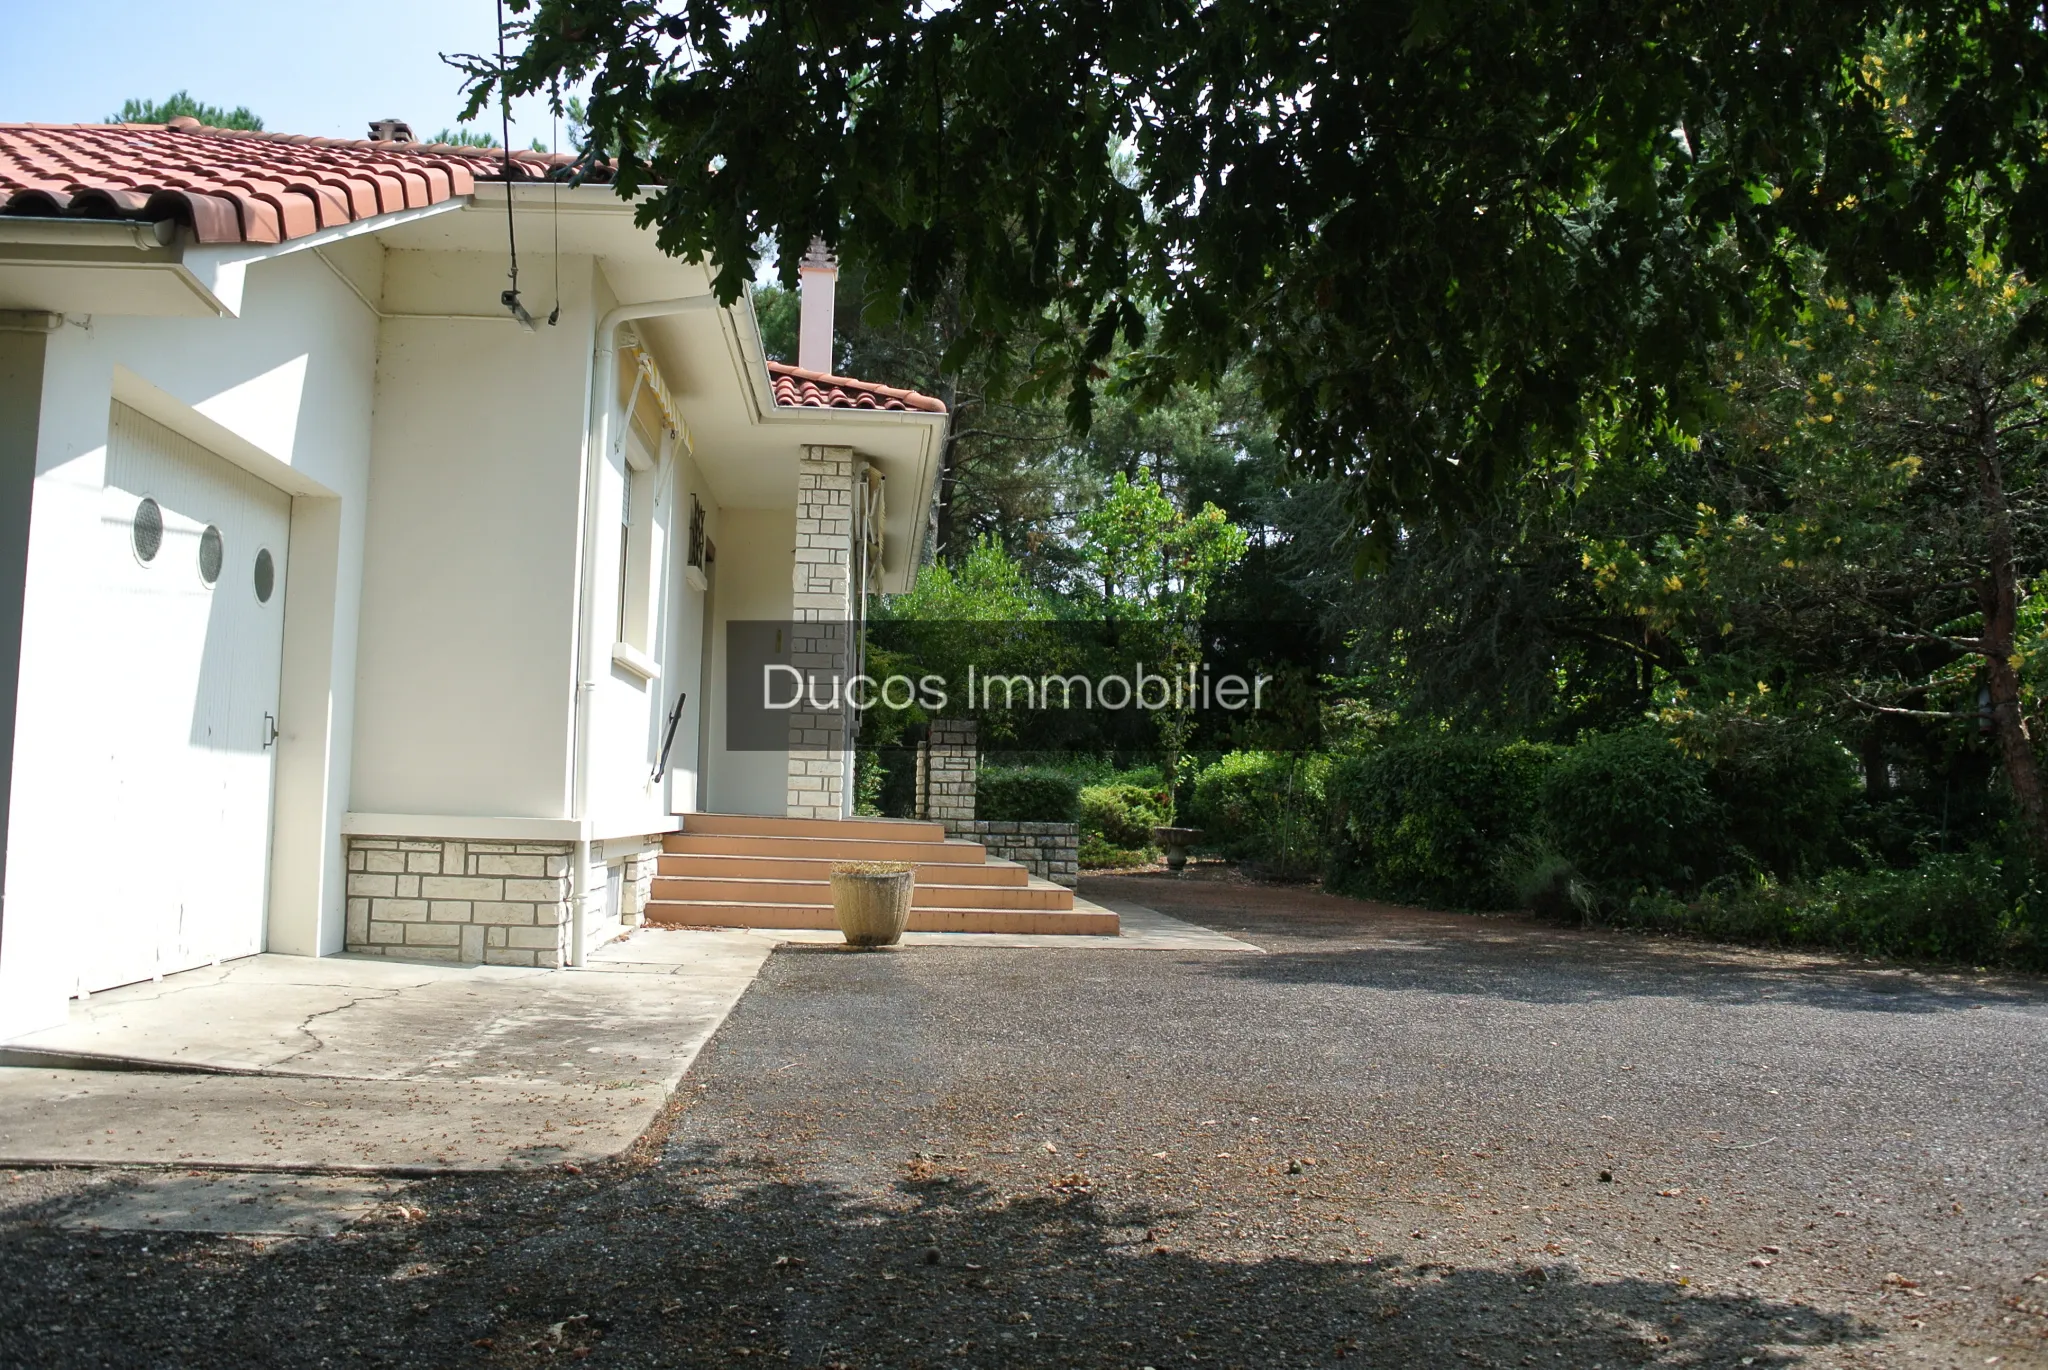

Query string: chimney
[797,236,837,374]
[368,118,415,143]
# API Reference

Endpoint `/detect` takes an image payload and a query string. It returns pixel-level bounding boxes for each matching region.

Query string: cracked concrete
[0,933,777,1171]
[0,902,1237,1173]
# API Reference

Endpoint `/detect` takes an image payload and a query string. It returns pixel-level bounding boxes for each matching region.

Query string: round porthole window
[198,524,223,586]
[132,497,163,563]
[254,548,275,603]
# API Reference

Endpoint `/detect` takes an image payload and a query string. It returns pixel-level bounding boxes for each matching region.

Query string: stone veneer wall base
[346,832,665,967]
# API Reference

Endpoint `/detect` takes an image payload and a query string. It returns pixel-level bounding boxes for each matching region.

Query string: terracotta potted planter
[830,861,916,947]
[1152,826,1203,873]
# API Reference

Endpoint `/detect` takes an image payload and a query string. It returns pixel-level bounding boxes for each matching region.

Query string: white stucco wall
[580,412,674,837]
[0,247,377,1035]
[706,505,795,816]
[664,450,715,814]
[347,249,595,821]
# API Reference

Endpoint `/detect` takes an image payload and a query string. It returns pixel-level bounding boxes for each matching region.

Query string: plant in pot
[830,860,916,947]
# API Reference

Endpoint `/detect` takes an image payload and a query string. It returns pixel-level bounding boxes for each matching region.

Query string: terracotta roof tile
[0,121,603,247]
[767,361,947,414]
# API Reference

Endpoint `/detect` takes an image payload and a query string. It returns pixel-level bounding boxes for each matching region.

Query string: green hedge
[1185,751,1329,878]
[1324,735,1560,908]
[1538,728,1721,894]
[1696,722,1859,880]
[978,766,1082,822]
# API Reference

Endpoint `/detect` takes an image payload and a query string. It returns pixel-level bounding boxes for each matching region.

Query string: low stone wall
[345,832,666,967]
[945,819,1079,888]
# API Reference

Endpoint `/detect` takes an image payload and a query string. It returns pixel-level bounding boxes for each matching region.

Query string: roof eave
[0,198,468,318]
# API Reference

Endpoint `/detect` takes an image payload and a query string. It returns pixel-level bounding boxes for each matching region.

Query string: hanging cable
[497,0,534,331]
[548,78,561,326]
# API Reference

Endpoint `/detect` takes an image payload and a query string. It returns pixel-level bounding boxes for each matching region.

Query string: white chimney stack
[797,236,837,374]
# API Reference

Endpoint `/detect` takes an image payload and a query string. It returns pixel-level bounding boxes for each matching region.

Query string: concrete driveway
[0,899,1243,1172]
[0,934,776,1172]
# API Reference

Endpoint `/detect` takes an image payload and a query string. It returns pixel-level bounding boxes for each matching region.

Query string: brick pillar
[917,718,978,833]
[788,445,855,819]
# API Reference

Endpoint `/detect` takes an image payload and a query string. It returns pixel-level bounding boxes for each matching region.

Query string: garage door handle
[263,713,279,749]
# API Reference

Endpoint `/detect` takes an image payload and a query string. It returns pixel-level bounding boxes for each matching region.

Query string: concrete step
[643,900,1119,936]
[660,832,989,864]
[651,875,1073,911]
[656,852,1030,886]
[680,812,947,843]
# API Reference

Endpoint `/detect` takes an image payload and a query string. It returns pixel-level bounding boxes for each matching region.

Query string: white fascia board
[0,217,220,315]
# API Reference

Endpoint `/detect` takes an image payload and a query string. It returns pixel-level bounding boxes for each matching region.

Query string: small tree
[1077,474,1248,820]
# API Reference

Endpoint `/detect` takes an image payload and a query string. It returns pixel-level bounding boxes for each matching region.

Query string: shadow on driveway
[1086,870,2048,1018]
[0,1140,1879,1367]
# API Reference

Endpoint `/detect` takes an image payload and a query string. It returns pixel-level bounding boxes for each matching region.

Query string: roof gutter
[566,294,719,967]
[0,200,466,318]
[0,217,177,251]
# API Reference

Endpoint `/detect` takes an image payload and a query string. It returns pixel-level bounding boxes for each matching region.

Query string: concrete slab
[57,1172,408,1236]
[0,1067,683,1172]
[0,937,776,1173]
[0,900,1244,1174]
[6,942,774,1084]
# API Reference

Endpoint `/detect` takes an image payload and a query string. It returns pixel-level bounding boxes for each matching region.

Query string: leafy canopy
[468,1,2048,541]
[109,92,262,131]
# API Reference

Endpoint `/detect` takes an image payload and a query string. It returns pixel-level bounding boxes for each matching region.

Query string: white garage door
[87,403,291,992]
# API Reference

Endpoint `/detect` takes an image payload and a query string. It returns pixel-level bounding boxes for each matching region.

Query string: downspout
[569,294,717,967]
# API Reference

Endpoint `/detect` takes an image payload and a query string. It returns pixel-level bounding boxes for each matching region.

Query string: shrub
[1185,751,1330,878]
[1539,728,1721,896]
[1080,782,1168,861]
[1324,735,1560,908]
[1494,834,1597,923]
[1601,850,2047,970]
[854,749,886,817]
[978,766,1082,822]
[1079,833,1155,868]
[1679,714,1860,879]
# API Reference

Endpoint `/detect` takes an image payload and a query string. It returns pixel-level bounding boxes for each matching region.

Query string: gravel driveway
[3,870,2045,1368]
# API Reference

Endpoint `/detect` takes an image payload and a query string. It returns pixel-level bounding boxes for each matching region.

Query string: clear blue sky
[1,0,579,148]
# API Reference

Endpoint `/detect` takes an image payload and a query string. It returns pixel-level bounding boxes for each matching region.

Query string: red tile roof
[2,121,945,416]
[768,361,946,414]
[0,119,597,246]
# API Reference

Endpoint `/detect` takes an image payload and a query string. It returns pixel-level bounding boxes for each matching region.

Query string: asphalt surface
[2,869,2045,1368]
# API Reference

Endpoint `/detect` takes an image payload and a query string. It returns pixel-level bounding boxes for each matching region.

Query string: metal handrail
[652,691,687,782]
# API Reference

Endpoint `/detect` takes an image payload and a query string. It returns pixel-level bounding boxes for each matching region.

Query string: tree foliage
[109,92,262,131]
[1590,262,2048,853]
[469,0,2048,542]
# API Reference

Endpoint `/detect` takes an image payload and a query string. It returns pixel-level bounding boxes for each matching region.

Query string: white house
[0,118,1100,1042]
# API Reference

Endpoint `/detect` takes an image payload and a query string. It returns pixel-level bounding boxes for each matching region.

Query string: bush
[977,766,1082,822]
[1679,714,1860,879]
[1079,832,1155,868]
[1494,834,1598,923]
[1539,728,1721,896]
[1185,751,1329,878]
[1324,735,1560,908]
[1601,849,2047,970]
[1080,782,1168,865]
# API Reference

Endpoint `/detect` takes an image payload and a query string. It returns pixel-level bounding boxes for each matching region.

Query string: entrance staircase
[644,813,1118,935]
